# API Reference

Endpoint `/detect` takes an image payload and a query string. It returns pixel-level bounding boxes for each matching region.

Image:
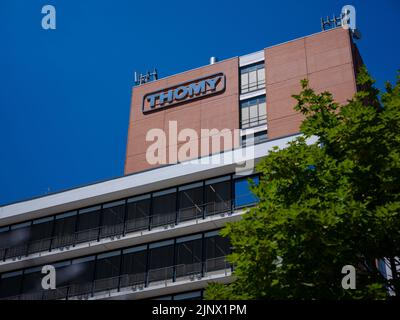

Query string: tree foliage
[205,67,400,300]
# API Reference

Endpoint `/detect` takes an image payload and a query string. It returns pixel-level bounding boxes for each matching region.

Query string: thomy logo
[142,73,225,113]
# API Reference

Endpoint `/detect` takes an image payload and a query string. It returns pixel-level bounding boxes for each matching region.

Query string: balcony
[2,256,231,300]
[0,200,237,263]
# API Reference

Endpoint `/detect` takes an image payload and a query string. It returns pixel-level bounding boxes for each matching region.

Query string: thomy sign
[142,73,225,113]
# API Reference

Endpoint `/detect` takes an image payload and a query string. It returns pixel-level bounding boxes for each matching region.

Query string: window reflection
[178,182,203,222]
[126,195,150,232]
[0,231,231,299]
[240,62,265,94]
[0,174,260,264]
[205,176,232,216]
[151,189,176,227]
[234,175,259,207]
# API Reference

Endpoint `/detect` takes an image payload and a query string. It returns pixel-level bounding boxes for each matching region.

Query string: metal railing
[0,200,235,262]
[1,256,231,300]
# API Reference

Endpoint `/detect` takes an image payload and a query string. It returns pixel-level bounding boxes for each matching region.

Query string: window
[240,96,267,129]
[240,62,265,94]
[28,217,54,255]
[121,246,147,287]
[148,240,174,283]
[1,219,53,259]
[204,231,230,272]
[52,211,77,249]
[76,206,101,243]
[234,175,259,208]
[94,251,121,292]
[3,223,31,259]
[241,130,268,146]
[205,176,232,216]
[54,261,73,288]
[175,234,202,278]
[178,182,204,222]
[21,267,43,294]
[101,200,125,238]
[0,271,23,298]
[126,195,151,232]
[151,189,177,227]
[0,228,9,260]
[68,256,96,296]
[54,258,93,297]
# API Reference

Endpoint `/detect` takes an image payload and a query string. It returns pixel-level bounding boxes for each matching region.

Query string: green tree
[205,67,400,300]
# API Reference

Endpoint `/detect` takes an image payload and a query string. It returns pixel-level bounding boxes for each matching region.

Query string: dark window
[21,267,43,295]
[3,222,31,259]
[204,231,230,272]
[0,271,23,298]
[52,211,77,249]
[178,182,204,222]
[76,206,101,243]
[94,251,121,292]
[151,189,176,227]
[121,246,147,287]
[28,217,54,254]
[241,130,268,146]
[0,227,9,260]
[240,62,265,94]
[240,96,267,129]
[234,175,260,208]
[54,261,73,288]
[175,234,202,278]
[205,176,232,216]
[0,230,230,299]
[100,201,125,238]
[126,195,151,232]
[148,240,174,283]
[67,256,96,296]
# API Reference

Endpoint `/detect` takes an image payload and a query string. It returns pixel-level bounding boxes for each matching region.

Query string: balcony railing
[2,256,231,300]
[0,200,238,262]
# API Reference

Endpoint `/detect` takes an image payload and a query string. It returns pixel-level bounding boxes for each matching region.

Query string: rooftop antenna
[320,14,343,31]
[321,5,361,40]
[134,68,158,86]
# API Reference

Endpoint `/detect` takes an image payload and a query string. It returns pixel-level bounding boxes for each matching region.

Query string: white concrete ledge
[239,50,264,67]
[240,88,266,101]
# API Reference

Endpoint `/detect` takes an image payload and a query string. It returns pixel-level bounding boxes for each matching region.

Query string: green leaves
[206,66,400,300]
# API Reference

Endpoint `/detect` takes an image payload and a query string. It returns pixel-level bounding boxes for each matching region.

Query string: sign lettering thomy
[142,73,225,113]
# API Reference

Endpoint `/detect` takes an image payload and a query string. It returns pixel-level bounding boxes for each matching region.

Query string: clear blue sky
[0,0,399,205]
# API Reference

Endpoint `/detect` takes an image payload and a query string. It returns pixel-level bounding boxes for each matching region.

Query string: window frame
[240,95,267,129]
[240,62,266,94]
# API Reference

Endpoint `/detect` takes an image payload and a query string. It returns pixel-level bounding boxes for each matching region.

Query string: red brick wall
[125,28,360,175]
[265,28,357,139]
[125,58,239,174]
